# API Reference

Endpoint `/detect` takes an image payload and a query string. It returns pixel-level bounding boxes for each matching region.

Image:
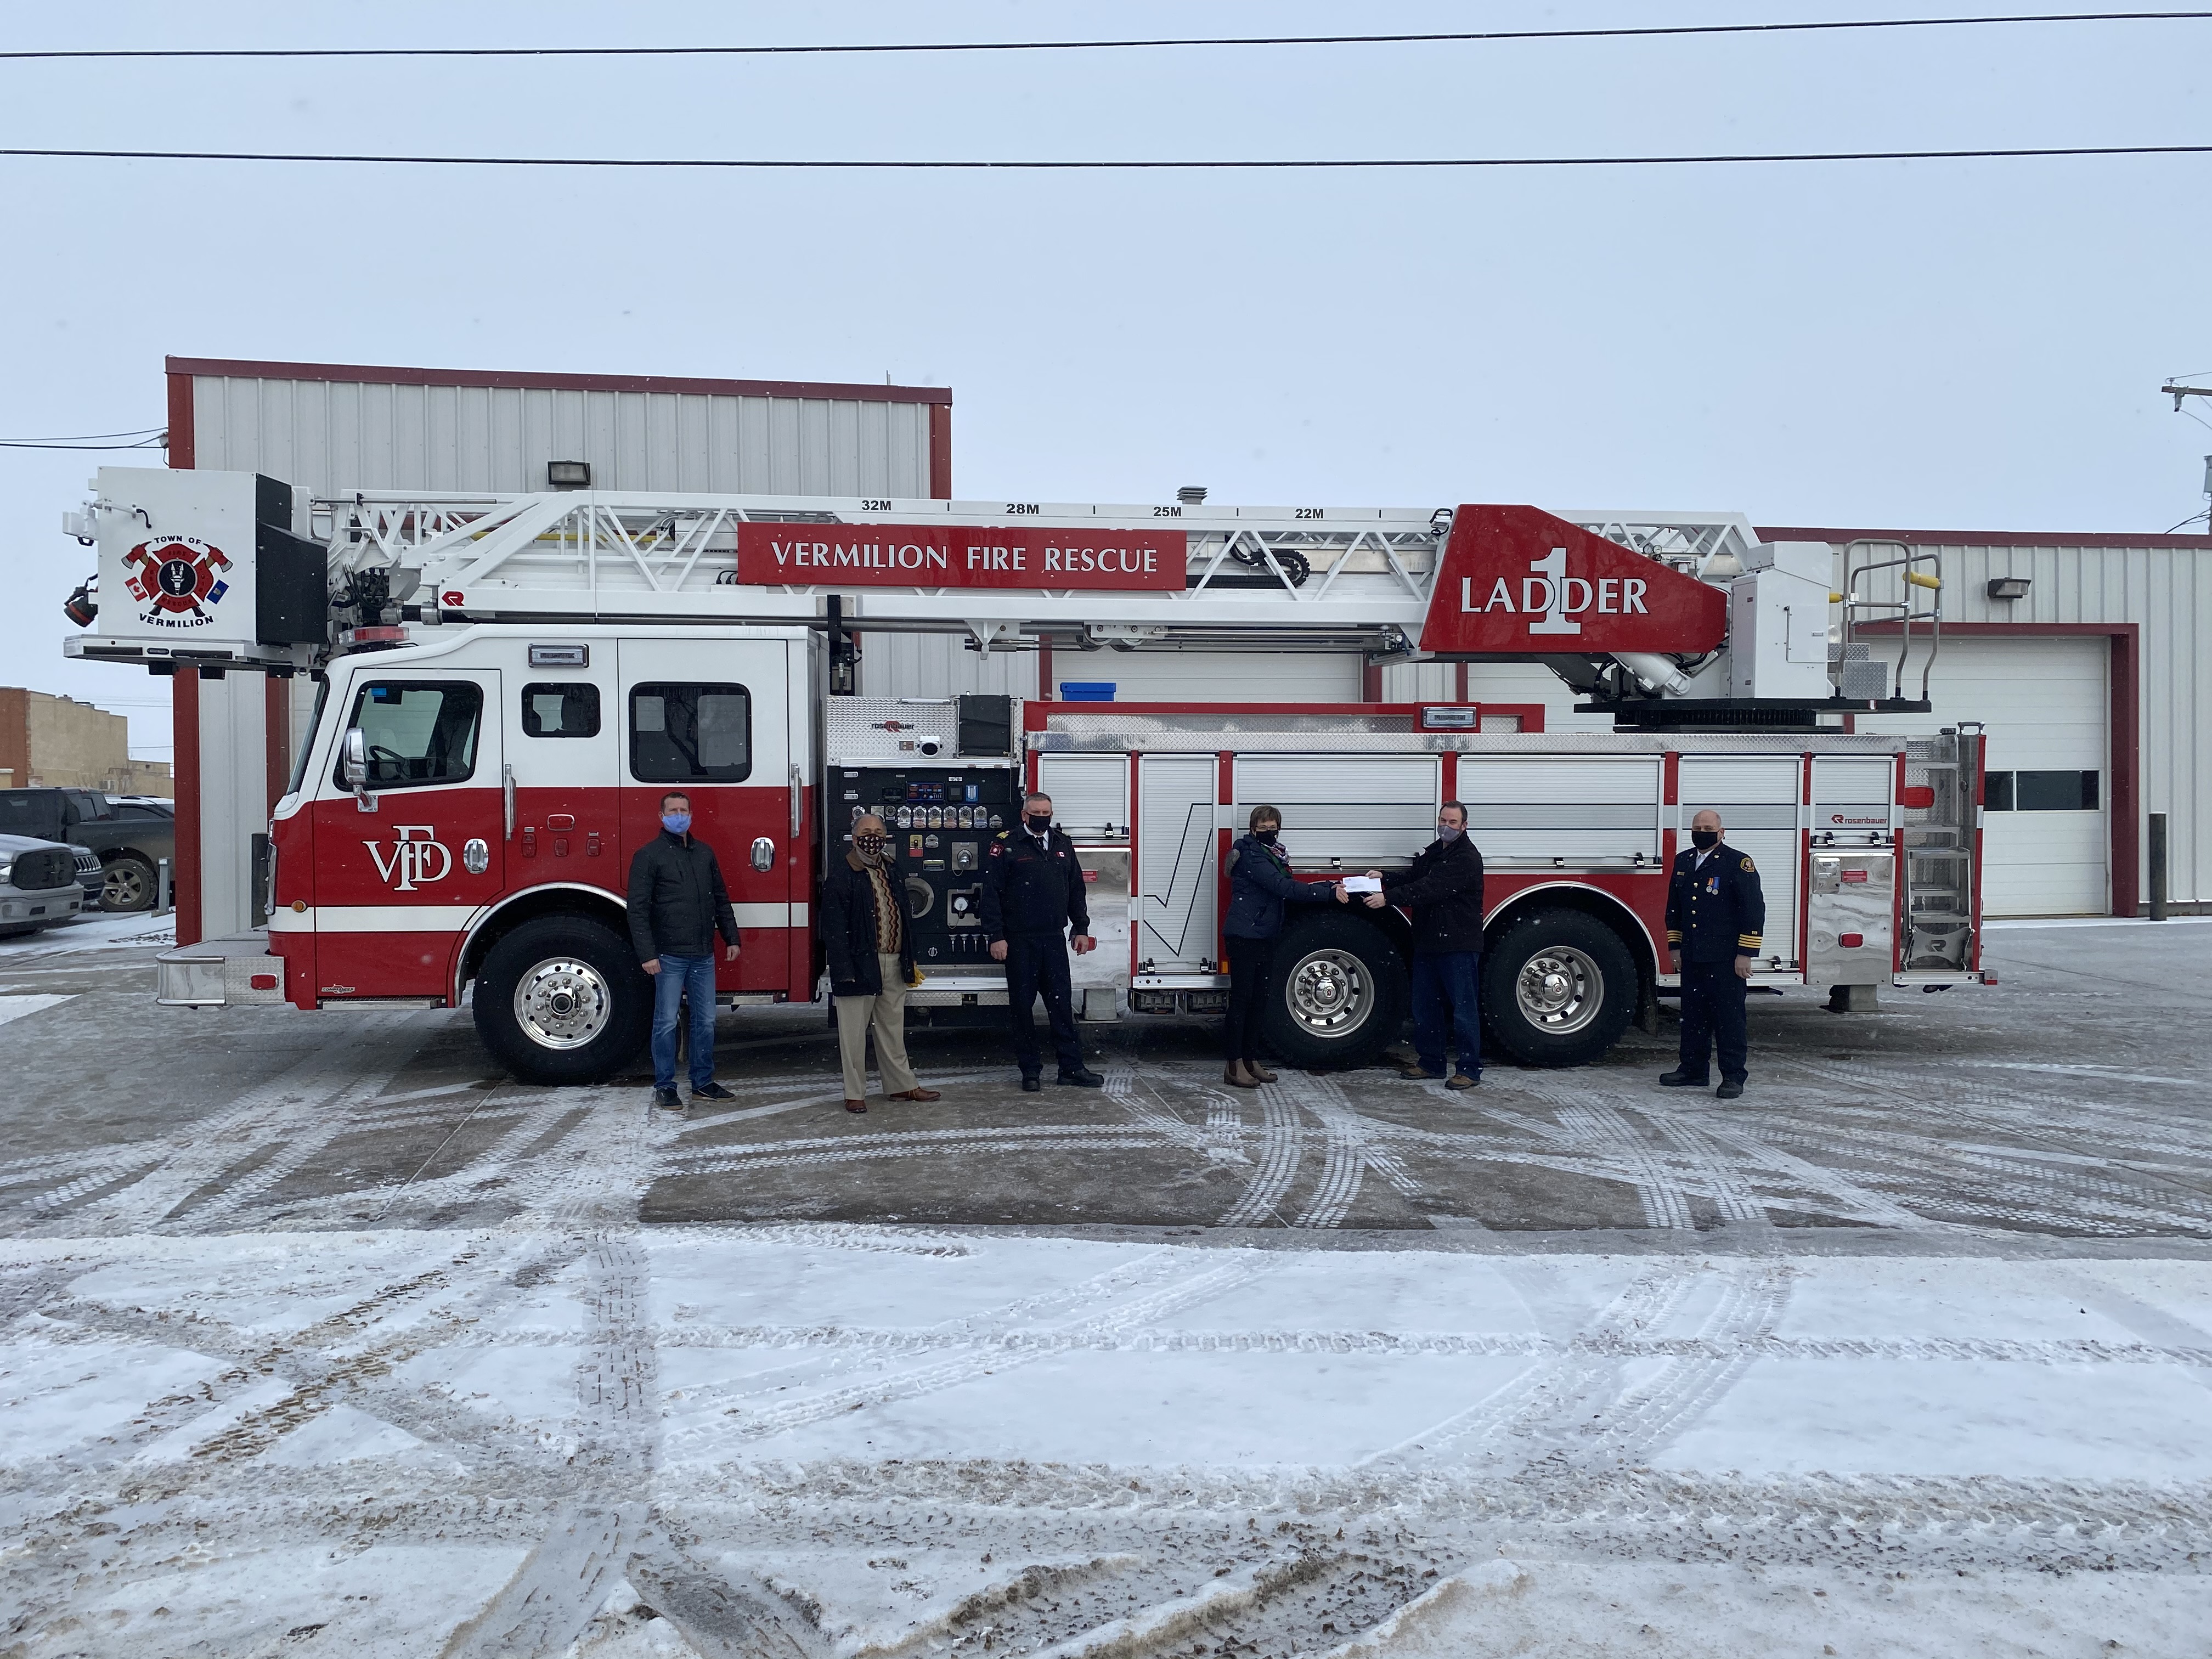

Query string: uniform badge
[1740,855,1756,872]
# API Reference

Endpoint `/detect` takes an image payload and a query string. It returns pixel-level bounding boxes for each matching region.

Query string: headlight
[0,861,13,886]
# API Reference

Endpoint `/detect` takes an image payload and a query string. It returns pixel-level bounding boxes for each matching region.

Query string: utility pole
[2159,382,2212,531]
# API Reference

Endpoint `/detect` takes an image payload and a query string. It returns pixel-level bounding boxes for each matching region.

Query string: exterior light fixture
[1986,577,2032,601]
[547,460,591,489]
[1177,486,1207,504]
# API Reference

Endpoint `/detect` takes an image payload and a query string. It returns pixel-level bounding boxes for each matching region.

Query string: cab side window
[630,684,752,782]
[336,681,483,788]
[522,683,601,739]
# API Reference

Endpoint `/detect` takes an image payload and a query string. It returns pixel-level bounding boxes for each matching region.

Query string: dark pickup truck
[0,789,175,912]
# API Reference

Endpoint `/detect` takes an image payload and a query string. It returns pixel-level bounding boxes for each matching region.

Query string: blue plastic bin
[1058,682,1117,702]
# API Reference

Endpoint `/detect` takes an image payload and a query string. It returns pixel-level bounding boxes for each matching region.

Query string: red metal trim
[1454,661,1470,702]
[1125,757,1142,978]
[1439,749,1459,806]
[1360,660,1384,702]
[173,669,202,946]
[264,676,290,815]
[1757,524,2212,551]
[1799,753,1814,974]
[1862,619,2140,917]
[165,371,195,469]
[163,355,953,406]
[1216,752,1235,968]
[1037,637,1053,701]
[928,404,953,497]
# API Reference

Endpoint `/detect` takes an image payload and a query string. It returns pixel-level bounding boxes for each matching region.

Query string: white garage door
[1864,636,2108,917]
[1055,650,1362,704]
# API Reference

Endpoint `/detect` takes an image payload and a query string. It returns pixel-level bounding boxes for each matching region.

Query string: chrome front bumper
[156,932,290,1007]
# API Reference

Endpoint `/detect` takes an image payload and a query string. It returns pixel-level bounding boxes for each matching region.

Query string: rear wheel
[1482,909,1637,1067]
[1259,912,1408,1070]
[473,915,652,1085]
[102,855,156,912]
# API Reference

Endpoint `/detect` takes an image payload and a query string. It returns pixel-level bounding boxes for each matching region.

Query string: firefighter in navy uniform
[1662,808,1765,1100]
[980,791,1107,1092]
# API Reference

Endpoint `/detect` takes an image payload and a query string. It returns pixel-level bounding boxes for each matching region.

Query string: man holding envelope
[1349,801,1487,1088]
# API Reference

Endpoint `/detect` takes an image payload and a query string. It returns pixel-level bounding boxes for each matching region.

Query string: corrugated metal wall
[861,633,1039,702]
[188,375,935,498]
[1802,534,2211,909]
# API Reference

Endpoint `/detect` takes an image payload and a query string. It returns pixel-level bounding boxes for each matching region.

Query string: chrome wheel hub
[1284,947,1375,1039]
[514,957,613,1050]
[1515,945,1604,1035]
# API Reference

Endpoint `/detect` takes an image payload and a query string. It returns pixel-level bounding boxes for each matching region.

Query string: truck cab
[267,624,817,1082]
[0,788,174,913]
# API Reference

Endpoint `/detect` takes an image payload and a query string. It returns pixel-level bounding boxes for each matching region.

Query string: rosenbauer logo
[364,826,453,892]
[122,536,232,631]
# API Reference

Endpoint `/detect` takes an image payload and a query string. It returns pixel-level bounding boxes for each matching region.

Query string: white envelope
[1341,876,1383,894]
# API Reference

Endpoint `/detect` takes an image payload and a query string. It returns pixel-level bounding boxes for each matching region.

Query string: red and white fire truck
[64,469,1987,1083]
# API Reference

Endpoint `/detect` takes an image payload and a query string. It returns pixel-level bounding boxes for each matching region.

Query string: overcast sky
[1,0,2207,761]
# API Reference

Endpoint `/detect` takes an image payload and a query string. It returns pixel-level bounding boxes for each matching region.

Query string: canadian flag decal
[1418,505,1728,656]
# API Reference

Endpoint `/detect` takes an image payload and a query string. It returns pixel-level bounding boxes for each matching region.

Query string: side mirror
[342,729,376,812]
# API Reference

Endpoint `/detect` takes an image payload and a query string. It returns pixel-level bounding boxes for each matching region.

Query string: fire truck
[63,467,1988,1084]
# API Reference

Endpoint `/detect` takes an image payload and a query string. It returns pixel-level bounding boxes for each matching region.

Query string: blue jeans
[1411,950,1482,1077]
[650,952,718,1091]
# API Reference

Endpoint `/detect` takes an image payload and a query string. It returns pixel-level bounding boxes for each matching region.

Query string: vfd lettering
[364,825,453,893]
[1460,547,1648,636]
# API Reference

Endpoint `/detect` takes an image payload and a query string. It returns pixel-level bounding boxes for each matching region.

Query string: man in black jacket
[1661,808,1765,1100]
[820,814,943,1115]
[1359,799,1486,1088]
[979,791,1105,1092]
[627,791,740,1112]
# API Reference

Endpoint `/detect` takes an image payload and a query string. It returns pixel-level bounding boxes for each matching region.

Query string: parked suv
[0,835,86,935]
[0,789,174,912]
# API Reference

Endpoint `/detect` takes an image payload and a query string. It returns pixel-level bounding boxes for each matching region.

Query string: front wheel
[1258,913,1408,1070]
[1481,909,1638,1068]
[473,915,652,1085]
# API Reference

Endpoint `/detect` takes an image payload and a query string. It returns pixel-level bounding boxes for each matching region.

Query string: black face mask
[1025,814,1052,834]
[1691,828,1720,849]
[1254,827,1278,845]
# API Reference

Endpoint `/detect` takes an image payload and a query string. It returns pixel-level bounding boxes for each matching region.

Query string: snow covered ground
[6,1220,2212,1656]
[3,920,2211,1653]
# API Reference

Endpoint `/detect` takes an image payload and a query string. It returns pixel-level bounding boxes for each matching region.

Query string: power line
[4,12,2208,61]
[3,144,2208,172]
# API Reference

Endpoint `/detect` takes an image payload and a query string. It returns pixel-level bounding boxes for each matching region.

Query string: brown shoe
[1245,1062,1278,1084]
[1398,1065,1446,1081]
[1223,1060,1261,1090]
[890,1087,941,1102]
[844,1099,867,1114]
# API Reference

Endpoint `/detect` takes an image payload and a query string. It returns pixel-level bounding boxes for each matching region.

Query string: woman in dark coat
[1220,804,1344,1088]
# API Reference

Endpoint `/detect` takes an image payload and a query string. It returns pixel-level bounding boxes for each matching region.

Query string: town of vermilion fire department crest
[122,535,232,629]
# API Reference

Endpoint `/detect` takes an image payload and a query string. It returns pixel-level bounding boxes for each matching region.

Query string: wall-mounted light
[547,460,591,489]
[1986,576,2032,601]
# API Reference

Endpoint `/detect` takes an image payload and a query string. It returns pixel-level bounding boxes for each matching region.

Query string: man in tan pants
[820,814,941,1114]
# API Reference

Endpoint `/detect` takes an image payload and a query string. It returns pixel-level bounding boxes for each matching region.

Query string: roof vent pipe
[1177,486,1207,505]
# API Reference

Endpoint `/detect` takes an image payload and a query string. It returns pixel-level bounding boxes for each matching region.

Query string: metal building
[162,356,956,944]
[1386,524,2212,918]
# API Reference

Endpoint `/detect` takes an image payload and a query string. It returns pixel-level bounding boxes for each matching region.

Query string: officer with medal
[980,790,1106,1092]
[1661,808,1765,1099]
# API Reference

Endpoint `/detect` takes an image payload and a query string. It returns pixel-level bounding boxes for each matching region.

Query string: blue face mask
[662,812,691,836]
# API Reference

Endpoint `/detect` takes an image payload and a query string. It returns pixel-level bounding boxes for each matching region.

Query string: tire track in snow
[1216,1084,1305,1228]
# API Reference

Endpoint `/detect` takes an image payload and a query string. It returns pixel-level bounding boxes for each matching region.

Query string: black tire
[1481,909,1638,1068]
[472,915,652,1085]
[1258,912,1409,1070]
[101,854,156,913]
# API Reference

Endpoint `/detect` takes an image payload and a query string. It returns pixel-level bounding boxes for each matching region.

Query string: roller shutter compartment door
[1865,636,2107,917]
[1036,754,1128,838]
